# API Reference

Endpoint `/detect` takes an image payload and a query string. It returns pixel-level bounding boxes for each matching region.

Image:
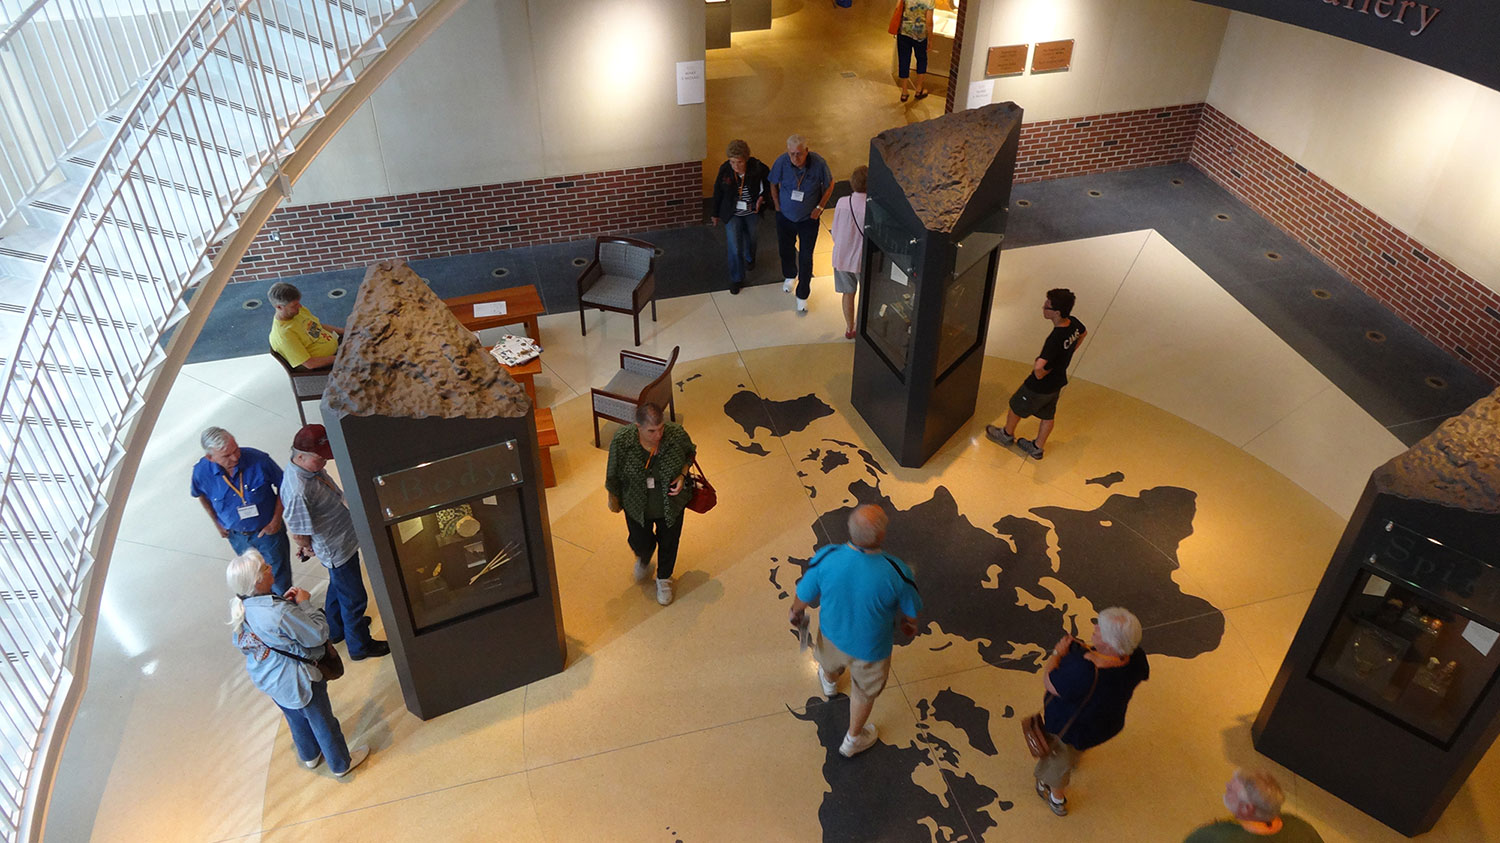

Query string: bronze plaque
[1031,39,1074,73]
[985,45,1028,77]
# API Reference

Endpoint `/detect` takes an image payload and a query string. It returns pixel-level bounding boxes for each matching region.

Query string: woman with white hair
[228,550,368,777]
[1033,606,1150,817]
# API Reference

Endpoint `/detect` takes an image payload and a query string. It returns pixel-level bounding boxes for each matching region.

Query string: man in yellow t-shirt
[268,282,342,369]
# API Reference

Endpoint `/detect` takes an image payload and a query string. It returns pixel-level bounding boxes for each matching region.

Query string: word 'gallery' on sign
[1320,0,1442,36]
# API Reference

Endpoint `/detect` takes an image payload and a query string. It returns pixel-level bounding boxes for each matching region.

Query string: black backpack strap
[881,554,918,593]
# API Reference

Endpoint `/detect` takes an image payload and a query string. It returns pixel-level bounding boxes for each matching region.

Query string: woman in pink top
[830,166,868,340]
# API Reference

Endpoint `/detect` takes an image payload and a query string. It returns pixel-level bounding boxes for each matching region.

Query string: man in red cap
[279,423,389,660]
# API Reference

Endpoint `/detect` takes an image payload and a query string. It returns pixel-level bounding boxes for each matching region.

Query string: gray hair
[847,504,887,549]
[226,550,265,632]
[1096,607,1142,656]
[726,139,750,159]
[786,133,807,150]
[634,402,665,426]
[201,426,233,452]
[1233,769,1285,823]
[267,281,301,307]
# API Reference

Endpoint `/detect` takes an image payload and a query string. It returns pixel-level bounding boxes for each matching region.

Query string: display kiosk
[851,102,1022,467]
[320,260,566,720]
[1254,389,1500,836]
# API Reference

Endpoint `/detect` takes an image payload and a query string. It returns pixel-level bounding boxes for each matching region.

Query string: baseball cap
[292,424,334,459]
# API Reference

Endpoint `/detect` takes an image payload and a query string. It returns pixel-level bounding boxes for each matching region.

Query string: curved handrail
[0,0,430,839]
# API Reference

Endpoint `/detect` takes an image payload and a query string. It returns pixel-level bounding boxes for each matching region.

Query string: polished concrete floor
[702,0,950,192]
[45,229,1500,841]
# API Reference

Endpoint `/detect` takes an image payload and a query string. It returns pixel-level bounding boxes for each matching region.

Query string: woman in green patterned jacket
[605,402,697,606]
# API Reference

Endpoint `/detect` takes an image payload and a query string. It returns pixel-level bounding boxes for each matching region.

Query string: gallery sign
[1192,0,1500,92]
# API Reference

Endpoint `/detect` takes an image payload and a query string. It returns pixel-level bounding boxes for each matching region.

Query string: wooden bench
[535,407,558,488]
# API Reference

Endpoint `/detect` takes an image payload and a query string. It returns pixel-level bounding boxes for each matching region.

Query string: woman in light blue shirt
[227,550,369,777]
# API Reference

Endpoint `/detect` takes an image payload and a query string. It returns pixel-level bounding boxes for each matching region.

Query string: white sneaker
[334,745,369,777]
[796,297,808,314]
[819,669,839,697]
[633,556,652,582]
[302,753,322,770]
[656,578,674,606]
[839,723,878,757]
[783,278,795,293]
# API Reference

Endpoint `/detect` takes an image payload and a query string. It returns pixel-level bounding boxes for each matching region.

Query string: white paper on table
[396,518,423,544]
[473,301,507,318]
[676,60,705,105]
[967,80,994,110]
[1461,620,1499,656]
[1361,575,1391,597]
[891,264,909,286]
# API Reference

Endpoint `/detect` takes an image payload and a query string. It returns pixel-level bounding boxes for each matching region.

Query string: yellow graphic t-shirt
[270,306,339,368]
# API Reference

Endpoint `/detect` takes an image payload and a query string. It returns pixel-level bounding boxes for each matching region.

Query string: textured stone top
[1372,388,1500,513]
[322,260,531,419]
[871,102,1022,234]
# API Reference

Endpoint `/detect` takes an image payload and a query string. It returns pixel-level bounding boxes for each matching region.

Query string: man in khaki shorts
[789,505,922,757]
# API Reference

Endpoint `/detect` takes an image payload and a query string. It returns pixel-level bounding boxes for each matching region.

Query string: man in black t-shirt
[985,288,1087,460]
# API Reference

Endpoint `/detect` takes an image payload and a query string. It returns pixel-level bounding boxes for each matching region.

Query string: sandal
[900,91,909,102]
[914,90,929,100]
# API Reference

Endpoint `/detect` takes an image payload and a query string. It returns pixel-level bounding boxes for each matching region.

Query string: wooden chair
[590,345,678,447]
[578,236,657,346]
[269,348,330,425]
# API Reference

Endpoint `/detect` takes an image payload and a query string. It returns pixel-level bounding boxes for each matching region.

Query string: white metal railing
[0,0,427,838]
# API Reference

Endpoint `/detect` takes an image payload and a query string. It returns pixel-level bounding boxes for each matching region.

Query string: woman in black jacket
[710,139,771,294]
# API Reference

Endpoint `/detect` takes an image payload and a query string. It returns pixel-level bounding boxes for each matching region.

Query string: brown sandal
[914,90,929,100]
[900,91,909,102]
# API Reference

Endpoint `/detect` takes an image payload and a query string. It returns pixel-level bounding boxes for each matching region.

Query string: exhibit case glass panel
[1310,521,1500,747]
[374,441,538,633]
[862,197,921,377]
[935,229,1002,379]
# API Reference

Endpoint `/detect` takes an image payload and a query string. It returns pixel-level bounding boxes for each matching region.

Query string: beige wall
[292,0,706,206]
[1207,12,1500,294]
[958,0,1228,123]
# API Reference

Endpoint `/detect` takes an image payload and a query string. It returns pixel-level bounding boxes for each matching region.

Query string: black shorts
[1009,382,1061,421]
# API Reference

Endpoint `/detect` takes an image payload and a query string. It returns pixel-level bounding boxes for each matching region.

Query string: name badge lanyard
[222,470,247,504]
[644,442,661,489]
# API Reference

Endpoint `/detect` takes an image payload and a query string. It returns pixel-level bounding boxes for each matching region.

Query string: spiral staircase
[0,0,463,837]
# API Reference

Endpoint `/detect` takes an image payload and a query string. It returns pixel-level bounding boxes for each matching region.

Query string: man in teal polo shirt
[769,133,834,315]
[789,504,921,757]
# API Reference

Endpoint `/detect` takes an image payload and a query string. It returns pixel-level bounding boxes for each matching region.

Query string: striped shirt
[280,463,361,568]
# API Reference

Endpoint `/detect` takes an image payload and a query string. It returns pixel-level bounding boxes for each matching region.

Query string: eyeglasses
[1042,304,1055,312]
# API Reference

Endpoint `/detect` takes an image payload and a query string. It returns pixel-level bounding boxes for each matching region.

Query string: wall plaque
[1031,40,1074,73]
[985,44,1028,77]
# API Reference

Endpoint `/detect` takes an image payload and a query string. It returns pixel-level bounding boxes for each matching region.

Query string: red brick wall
[228,161,702,282]
[1015,103,1203,183]
[1190,105,1500,384]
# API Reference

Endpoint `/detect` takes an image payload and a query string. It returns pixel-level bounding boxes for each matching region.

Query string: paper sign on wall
[676,60,705,105]
[966,80,993,110]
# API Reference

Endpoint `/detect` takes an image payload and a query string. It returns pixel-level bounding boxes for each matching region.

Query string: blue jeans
[277,680,352,773]
[326,552,376,656]
[776,213,819,300]
[227,528,292,595]
[725,214,757,286]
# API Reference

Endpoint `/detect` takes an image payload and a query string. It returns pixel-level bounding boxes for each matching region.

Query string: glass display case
[935,226,1003,378]
[374,440,537,633]
[1310,521,1500,747]
[863,197,920,377]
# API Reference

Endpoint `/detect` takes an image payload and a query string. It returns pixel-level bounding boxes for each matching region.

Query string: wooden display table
[445,285,545,342]
[535,407,558,488]
[502,357,542,403]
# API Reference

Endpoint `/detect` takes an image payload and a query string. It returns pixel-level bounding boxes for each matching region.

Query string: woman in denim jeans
[710,139,771,295]
[227,550,369,777]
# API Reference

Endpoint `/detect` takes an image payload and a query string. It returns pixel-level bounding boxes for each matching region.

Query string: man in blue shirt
[769,133,835,315]
[192,426,293,594]
[790,505,921,757]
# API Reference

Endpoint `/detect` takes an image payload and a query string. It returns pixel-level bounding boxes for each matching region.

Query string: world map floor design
[724,387,1225,841]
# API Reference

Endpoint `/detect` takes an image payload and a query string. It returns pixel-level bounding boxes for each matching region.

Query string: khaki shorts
[815,629,891,702]
[1033,734,1083,790]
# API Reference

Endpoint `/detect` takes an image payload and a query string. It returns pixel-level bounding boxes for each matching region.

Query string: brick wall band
[1014,103,1203,183]
[227,161,702,283]
[1189,105,1500,384]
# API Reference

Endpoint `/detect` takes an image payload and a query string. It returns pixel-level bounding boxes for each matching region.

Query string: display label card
[891,264,909,286]
[966,80,993,110]
[676,60,705,105]
[396,518,423,544]
[1462,620,1499,656]
[1361,575,1391,597]
[473,301,507,318]
[985,44,1028,77]
[1031,39,1074,73]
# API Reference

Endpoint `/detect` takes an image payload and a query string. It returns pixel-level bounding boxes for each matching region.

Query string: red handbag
[888,1,905,35]
[686,459,716,514]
